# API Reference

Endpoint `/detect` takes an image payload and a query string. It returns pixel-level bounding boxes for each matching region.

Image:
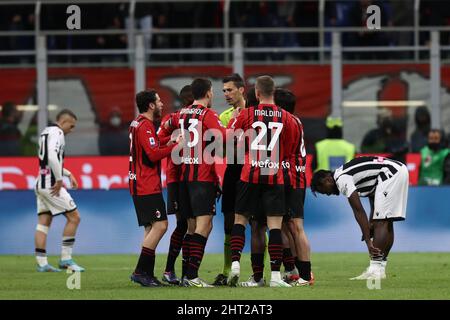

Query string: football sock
[268,229,283,272]
[135,247,155,277]
[230,224,246,262]
[282,248,295,272]
[181,233,192,278]
[61,237,75,261]
[295,258,300,270]
[186,233,207,280]
[222,233,231,277]
[271,271,282,282]
[251,253,265,282]
[381,258,388,269]
[165,221,187,273]
[369,259,382,272]
[35,248,48,267]
[296,259,311,281]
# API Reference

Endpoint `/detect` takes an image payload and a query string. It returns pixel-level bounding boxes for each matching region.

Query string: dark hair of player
[246,86,258,108]
[179,85,194,108]
[222,73,244,89]
[310,169,332,196]
[56,109,78,121]
[135,89,157,114]
[255,75,275,98]
[191,78,212,100]
[274,88,296,113]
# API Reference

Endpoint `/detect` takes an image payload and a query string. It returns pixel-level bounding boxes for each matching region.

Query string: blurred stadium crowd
[1,1,450,186]
[1,1,450,63]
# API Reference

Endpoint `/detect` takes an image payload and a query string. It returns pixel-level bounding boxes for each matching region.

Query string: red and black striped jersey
[228,104,296,185]
[158,112,180,185]
[285,114,307,189]
[169,104,226,182]
[128,114,175,196]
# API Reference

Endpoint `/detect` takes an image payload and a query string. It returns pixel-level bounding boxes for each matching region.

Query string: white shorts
[35,187,77,216]
[373,164,409,221]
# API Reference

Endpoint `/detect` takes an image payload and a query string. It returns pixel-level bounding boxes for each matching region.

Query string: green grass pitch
[1,253,449,300]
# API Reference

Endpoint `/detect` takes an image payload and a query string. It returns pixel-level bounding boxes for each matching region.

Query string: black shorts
[249,206,268,226]
[166,182,179,215]
[132,193,167,227]
[285,187,305,219]
[221,164,243,215]
[179,181,217,219]
[235,181,285,220]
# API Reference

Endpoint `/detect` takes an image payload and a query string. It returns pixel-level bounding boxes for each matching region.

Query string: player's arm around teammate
[129,89,183,287]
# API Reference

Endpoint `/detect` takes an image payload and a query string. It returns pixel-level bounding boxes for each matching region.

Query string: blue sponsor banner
[1,187,449,254]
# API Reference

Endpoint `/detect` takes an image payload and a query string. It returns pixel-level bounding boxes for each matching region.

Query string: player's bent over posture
[129,89,182,287]
[34,109,84,272]
[310,156,409,280]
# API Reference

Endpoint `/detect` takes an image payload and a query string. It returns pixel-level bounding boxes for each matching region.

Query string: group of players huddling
[34,74,408,288]
[128,75,312,288]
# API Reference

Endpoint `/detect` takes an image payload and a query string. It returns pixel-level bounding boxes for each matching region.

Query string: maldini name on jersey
[254,109,282,118]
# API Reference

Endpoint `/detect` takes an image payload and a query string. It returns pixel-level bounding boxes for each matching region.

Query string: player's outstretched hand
[50,180,63,197]
[69,174,78,190]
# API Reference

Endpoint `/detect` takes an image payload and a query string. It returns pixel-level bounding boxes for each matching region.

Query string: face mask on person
[428,142,441,151]
[110,116,121,127]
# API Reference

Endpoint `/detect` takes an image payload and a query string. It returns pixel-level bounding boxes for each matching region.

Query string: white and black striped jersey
[333,156,405,198]
[37,124,65,189]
